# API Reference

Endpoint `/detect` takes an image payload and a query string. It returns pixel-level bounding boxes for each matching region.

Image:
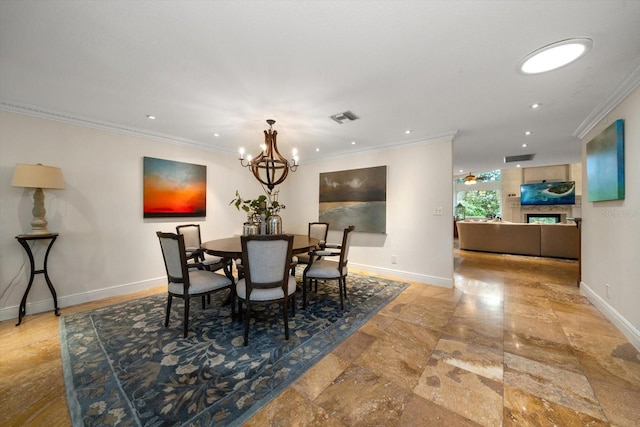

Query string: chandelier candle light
[11,163,65,234]
[239,119,298,190]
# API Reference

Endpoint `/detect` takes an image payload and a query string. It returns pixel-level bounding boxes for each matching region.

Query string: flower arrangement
[230,189,285,223]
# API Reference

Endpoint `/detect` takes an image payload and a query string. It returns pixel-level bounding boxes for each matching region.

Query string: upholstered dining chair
[302,225,355,309]
[291,222,329,276]
[236,234,296,346]
[176,224,230,273]
[157,231,235,338]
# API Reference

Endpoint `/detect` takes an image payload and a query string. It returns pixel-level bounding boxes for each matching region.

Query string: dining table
[201,234,320,260]
[200,234,319,309]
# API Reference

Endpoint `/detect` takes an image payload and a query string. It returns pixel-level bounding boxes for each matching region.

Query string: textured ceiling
[1,1,640,176]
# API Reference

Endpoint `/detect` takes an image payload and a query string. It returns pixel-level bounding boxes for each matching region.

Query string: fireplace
[526,213,561,224]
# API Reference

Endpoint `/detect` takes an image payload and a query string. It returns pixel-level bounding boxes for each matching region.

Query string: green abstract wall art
[586,119,624,202]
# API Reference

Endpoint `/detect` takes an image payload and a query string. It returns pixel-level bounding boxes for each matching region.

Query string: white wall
[580,86,640,349]
[0,111,267,320]
[286,138,454,287]
[0,111,454,321]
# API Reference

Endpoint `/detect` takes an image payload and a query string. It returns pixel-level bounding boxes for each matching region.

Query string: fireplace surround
[527,213,561,223]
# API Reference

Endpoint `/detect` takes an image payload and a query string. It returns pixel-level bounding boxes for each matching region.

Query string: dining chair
[236,234,296,346]
[291,222,329,276]
[176,224,230,272]
[302,225,355,309]
[157,231,235,338]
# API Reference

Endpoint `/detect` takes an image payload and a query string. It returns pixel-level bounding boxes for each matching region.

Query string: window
[454,170,502,218]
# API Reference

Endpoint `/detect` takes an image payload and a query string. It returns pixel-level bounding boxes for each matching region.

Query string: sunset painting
[319,165,387,233]
[143,157,207,218]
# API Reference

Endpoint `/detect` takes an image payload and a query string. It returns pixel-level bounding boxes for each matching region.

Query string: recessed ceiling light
[459,170,464,173]
[351,141,356,145]
[524,131,532,136]
[516,164,521,168]
[530,103,541,109]
[522,143,528,148]
[213,133,219,137]
[316,148,320,152]
[146,115,156,120]
[405,130,411,134]
[518,38,592,74]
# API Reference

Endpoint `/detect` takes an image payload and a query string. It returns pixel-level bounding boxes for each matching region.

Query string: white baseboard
[580,281,640,351]
[0,276,166,323]
[350,262,453,288]
[2,266,454,324]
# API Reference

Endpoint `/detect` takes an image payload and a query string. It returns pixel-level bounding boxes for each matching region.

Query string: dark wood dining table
[201,234,319,259]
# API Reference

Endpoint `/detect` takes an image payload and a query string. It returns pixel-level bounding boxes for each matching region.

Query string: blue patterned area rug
[60,273,408,426]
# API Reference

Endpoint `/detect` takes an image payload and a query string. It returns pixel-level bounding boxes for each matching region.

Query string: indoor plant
[230,190,285,229]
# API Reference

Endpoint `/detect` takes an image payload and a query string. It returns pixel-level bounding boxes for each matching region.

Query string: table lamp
[11,163,65,234]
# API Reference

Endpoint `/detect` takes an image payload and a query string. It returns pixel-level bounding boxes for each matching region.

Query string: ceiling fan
[463,173,487,185]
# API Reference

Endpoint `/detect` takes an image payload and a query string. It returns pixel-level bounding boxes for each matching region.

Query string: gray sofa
[456,221,579,259]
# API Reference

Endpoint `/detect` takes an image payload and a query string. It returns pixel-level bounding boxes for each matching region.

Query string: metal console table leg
[15,233,60,326]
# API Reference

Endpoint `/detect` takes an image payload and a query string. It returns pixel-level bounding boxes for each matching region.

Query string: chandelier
[239,119,298,190]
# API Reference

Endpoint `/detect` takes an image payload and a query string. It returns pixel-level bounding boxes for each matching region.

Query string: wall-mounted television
[520,181,576,206]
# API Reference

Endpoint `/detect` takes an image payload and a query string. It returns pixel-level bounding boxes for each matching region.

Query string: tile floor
[1,248,638,426]
[246,250,640,426]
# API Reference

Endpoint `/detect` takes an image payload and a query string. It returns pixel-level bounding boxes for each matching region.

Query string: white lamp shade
[11,164,65,189]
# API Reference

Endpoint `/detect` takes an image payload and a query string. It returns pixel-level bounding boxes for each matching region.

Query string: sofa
[456,221,579,259]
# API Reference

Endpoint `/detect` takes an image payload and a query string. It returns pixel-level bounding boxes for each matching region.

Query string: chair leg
[165,294,172,327]
[184,297,190,338]
[243,300,251,346]
[339,278,344,310]
[291,294,296,317]
[283,298,290,340]
[230,288,236,321]
[202,295,206,308]
[302,273,307,309]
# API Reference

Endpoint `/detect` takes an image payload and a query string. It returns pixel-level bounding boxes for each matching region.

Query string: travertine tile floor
[1,248,639,426]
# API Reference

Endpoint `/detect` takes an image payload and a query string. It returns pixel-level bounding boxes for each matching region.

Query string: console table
[15,233,60,326]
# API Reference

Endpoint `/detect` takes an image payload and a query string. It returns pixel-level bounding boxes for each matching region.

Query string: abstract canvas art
[143,157,207,218]
[319,165,387,233]
[586,119,625,202]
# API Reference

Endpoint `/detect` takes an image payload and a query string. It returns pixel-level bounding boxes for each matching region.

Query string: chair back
[339,226,356,269]
[308,222,329,246]
[176,224,202,251]
[157,232,189,284]
[241,234,294,290]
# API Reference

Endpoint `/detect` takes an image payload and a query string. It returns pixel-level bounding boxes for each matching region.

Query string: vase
[258,214,267,234]
[267,214,282,234]
[242,222,258,236]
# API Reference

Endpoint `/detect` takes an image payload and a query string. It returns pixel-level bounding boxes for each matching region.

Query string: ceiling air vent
[504,154,535,163]
[330,110,359,124]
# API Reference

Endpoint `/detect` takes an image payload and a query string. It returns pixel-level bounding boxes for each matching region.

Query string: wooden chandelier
[239,120,298,190]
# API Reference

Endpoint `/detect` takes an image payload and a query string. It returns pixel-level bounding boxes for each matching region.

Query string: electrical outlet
[391,255,397,264]
[606,283,610,298]
[434,206,443,216]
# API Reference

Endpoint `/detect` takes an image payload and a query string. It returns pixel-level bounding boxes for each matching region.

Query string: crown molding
[574,60,640,139]
[0,99,230,153]
[300,130,458,165]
